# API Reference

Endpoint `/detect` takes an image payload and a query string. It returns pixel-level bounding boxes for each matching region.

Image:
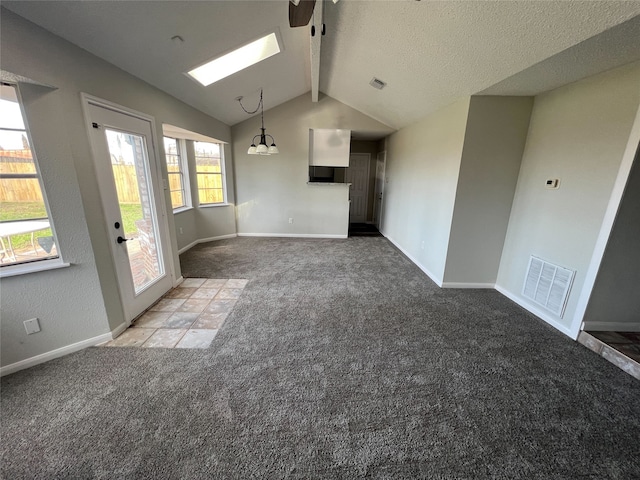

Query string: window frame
[163,136,191,212]
[194,141,227,206]
[0,82,66,276]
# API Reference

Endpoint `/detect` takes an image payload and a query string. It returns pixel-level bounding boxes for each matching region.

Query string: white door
[345,153,370,223]
[373,151,386,229]
[86,99,173,321]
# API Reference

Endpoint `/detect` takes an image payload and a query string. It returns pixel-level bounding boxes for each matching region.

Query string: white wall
[582,144,640,331]
[443,96,533,286]
[231,93,393,237]
[382,98,471,283]
[0,9,234,370]
[496,62,640,333]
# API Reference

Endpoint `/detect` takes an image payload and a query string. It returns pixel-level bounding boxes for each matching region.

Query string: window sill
[199,203,232,209]
[0,257,71,278]
[173,206,194,214]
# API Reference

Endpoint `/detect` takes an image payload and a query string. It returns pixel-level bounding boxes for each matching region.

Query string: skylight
[187,32,281,86]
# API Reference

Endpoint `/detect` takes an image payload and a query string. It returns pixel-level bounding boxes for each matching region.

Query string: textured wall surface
[496,62,640,329]
[231,94,393,237]
[0,9,232,368]
[382,98,470,282]
[443,96,533,285]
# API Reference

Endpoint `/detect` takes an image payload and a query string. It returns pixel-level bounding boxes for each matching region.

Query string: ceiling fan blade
[289,0,316,28]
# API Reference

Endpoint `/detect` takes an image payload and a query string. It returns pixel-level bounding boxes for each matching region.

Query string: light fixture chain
[238,88,278,155]
[237,89,263,115]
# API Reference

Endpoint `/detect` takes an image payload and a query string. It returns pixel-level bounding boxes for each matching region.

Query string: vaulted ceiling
[4,1,640,132]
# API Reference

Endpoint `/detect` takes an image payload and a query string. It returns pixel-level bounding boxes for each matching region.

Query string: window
[0,83,58,267]
[163,137,190,210]
[194,141,225,205]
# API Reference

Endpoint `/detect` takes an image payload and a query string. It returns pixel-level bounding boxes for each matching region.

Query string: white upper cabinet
[309,129,351,167]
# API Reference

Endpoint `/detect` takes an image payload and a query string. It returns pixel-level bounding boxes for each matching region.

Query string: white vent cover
[522,256,575,317]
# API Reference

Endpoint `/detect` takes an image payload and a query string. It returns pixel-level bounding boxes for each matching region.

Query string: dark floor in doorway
[348,223,382,237]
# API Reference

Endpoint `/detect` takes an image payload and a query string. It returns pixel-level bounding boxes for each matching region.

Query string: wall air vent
[369,77,387,90]
[522,256,575,318]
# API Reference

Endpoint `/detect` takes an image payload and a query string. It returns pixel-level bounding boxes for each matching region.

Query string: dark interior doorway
[348,223,382,237]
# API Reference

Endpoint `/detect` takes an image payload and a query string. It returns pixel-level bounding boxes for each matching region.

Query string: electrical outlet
[24,318,41,335]
[421,240,425,250]
[288,218,294,224]
[179,227,183,235]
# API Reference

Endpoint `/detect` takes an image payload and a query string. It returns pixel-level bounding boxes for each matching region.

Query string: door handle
[117,236,129,244]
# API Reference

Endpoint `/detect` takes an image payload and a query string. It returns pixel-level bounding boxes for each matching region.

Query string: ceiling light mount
[238,89,279,156]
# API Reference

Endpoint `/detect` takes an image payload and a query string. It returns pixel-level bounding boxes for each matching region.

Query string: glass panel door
[105,129,164,294]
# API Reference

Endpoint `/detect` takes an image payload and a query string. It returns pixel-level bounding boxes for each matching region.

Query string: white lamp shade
[256,143,268,154]
[267,144,279,154]
[247,145,257,154]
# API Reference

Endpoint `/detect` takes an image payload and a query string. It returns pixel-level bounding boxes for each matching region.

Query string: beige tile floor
[102,278,247,349]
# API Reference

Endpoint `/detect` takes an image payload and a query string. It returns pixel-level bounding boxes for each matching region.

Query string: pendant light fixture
[237,88,279,155]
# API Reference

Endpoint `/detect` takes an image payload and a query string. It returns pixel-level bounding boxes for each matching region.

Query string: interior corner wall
[496,62,640,332]
[381,98,471,284]
[174,142,236,252]
[0,8,233,370]
[582,144,640,331]
[231,93,393,237]
[350,140,380,222]
[193,143,237,240]
[443,96,533,286]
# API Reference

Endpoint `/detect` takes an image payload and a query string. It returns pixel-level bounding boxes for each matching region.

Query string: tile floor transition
[578,330,640,380]
[101,278,247,349]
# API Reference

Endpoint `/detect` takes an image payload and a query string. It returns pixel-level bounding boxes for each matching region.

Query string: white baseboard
[383,234,443,287]
[1,331,114,377]
[582,321,640,332]
[237,233,348,239]
[495,284,575,339]
[177,233,238,254]
[173,276,184,288]
[441,282,495,289]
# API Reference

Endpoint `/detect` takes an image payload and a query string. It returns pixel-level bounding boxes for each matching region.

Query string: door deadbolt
[114,222,120,229]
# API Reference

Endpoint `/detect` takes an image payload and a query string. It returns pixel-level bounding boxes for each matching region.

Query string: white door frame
[81,93,176,322]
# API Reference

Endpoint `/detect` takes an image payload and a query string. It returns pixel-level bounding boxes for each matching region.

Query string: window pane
[0,129,32,153]
[170,190,184,208]
[1,177,44,204]
[194,141,224,204]
[168,172,183,191]
[0,85,26,130]
[198,189,223,204]
[163,137,187,210]
[163,137,178,155]
[0,85,56,266]
[166,157,180,172]
[197,172,222,189]
[194,141,220,158]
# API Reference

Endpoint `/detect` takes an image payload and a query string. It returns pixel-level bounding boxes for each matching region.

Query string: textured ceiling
[3,1,640,132]
[320,1,640,129]
[2,1,311,126]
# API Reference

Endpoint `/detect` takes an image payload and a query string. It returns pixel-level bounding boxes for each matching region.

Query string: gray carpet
[2,236,639,479]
